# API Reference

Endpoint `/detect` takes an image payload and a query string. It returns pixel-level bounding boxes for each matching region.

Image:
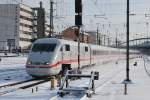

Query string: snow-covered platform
[0,56,150,100]
[87,57,150,100]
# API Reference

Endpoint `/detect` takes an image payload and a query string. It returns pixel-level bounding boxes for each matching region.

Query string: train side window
[65,45,70,51]
[85,47,88,52]
[60,47,63,51]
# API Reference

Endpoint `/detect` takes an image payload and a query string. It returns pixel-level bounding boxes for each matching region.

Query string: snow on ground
[0,54,27,69]
[0,55,150,100]
[87,57,150,100]
[0,54,32,86]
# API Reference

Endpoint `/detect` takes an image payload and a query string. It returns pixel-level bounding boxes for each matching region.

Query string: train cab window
[32,43,56,52]
[85,47,88,52]
[65,45,70,51]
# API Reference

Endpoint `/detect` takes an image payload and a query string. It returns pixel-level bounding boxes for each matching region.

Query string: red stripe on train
[26,55,119,68]
[26,57,91,68]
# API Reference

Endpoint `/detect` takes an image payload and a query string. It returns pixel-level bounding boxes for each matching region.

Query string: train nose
[26,60,51,66]
[26,64,52,77]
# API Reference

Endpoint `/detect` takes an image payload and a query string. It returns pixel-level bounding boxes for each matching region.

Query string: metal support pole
[75,0,82,71]
[32,88,34,93]
[107,37,110,46]
[146,22,149,43]
[36,86,38,91]
[97,27,99,45]
[77,27,80,70]
[66,77,69,88]
[104,35,106,46]
[99,35,101,45]
[115,28,118,47]
[50,0,54,37]
[116,37,118,47]
[124,83,127,95]
[125,0,131,82]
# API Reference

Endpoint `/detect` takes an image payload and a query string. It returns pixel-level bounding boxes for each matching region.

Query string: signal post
[75,0,82,71]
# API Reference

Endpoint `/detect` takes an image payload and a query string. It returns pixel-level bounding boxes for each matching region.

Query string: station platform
[87,57,150,100]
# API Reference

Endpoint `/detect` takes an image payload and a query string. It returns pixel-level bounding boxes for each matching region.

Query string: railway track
[0,78,51,96]
[0,78,35,89]
[143,57,150,77]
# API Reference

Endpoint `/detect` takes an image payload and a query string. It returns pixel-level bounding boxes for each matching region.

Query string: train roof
[33,38,89,46]
[34,38,60,44]
[33,38,139,53]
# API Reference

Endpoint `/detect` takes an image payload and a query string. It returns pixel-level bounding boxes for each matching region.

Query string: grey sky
[1,0,150,41]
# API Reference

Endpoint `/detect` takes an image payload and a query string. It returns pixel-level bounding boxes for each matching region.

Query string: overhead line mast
[126,0,130,82]
[50,0,54,37]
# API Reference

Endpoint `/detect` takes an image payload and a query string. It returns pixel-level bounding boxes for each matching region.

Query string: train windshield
[32,43,56,52]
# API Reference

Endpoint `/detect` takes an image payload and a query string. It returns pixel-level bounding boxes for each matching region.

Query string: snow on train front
[26,38,61,77]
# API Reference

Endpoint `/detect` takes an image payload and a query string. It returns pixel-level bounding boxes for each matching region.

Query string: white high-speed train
[26,38,138,77]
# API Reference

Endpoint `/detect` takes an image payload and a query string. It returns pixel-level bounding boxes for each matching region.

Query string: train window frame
[65,44,70,51]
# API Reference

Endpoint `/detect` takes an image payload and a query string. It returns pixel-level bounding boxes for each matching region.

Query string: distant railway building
[85,31,97,44]
[61,26,91,43]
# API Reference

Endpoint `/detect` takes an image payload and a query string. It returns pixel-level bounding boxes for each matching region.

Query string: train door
[61,44,71,64]
[61,44,71,75]
[64,44,71,61]
[85,46,91,66]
